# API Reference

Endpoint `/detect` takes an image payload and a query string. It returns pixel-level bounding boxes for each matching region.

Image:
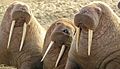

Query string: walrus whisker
[88,29,93,56]
[41,41,54,62]
[76,27,81,52]
[55,45,65,67]
[19,23,27,51]
[7,20,15,49]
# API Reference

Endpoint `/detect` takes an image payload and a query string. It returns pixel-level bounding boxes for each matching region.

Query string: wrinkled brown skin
[65,1,120,69]
[0,1,46,69]
[42,18,76,69]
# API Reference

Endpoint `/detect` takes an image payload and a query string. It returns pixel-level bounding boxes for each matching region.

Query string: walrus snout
[12,11,31,25]
[51,25,71,45]
[51,32,71,45]
[74,7,101,31]
[11,3,31,25]
[74,13,94,31]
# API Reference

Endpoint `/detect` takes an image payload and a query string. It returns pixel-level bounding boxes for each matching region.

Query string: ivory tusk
[41,41,54,62]
[19,23,27,51]
[88,29,93,56]
[7,20,15,49]
[76,28,81,52]
[55,45,65,67]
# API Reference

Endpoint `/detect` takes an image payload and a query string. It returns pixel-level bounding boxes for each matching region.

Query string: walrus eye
[94,7,101,14]
[62,29,69,34]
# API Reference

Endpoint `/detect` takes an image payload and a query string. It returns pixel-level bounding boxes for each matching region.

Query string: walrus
[41,18,76,69]
[0,1,46,69]
[65,1,120,69]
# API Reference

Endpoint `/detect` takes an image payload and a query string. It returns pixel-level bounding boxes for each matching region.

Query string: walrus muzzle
[74,12,98,56]
[7,9,31,51]
[41,29,71,67]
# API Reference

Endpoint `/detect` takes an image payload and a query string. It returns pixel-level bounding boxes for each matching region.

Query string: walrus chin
[74,6,101,55]
[7,5,31,51]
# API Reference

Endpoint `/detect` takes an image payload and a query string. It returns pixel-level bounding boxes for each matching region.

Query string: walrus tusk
[88,29,93,56]
[41,41,54,62]
[19,23,27,51]
[7,20,15,49]
[55,45,65,67]
[76,27,81,52]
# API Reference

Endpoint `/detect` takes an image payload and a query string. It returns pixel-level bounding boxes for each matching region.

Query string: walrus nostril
[62,29,69,34]
[83,10,89,13]
[20,7,26,11]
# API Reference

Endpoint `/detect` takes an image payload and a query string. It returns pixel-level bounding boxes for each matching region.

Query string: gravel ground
[0,0,120,69]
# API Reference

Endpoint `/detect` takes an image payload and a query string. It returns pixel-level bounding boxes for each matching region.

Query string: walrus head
[74,2,105,55]
[6,2,31,51]
[41,18,76,67]
[50,22,74,45]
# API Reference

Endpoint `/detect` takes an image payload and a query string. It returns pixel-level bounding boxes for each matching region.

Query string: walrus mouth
[41,41,66,67]
[7,10,30,51]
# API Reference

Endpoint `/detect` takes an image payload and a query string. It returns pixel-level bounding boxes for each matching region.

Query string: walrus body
[0,1,46,69]
[42,18,76,69]
[65,1,120,69]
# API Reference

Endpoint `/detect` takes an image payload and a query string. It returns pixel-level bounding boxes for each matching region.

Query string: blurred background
[0,0,119,69]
